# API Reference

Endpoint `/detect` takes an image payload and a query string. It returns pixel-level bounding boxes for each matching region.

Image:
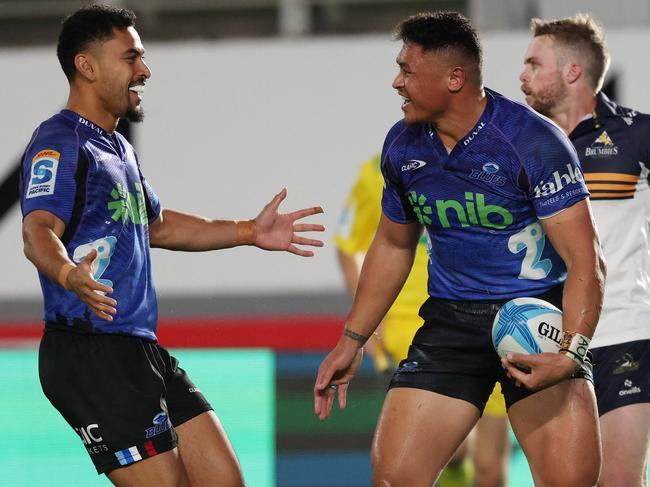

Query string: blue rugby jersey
[381,89,589,300]
[20,110,161,340]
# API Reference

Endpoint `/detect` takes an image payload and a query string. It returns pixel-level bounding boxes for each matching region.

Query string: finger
[506,352,536,366]
[268,188,288,210]
[338,382,349,409]
[286,245,315,257]
[503,361,530,385]
[289,206,324,220]
[293,223,325,232]
[91,307,114,322]
[291,236,324,247]
[82,248,98,266]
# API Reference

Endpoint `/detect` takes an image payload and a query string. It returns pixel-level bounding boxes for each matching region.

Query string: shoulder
[489,90,574,158]
[24,113,81,164]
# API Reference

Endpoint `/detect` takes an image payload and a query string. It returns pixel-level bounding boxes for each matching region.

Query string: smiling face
[90,26,151,122]
[520,35,569,117]
[392,42,454,125]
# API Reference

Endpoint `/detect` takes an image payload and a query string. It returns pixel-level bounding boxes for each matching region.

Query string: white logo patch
[401,159,427,172]
[26,149,60,199]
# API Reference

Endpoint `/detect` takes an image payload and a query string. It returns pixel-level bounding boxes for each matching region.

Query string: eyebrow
[124,47,145,57]
[524,56,537,64]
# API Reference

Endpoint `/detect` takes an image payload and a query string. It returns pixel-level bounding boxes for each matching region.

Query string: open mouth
[129,84,145,99]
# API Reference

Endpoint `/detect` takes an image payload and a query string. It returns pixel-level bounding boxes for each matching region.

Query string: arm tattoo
[343,328,369,344]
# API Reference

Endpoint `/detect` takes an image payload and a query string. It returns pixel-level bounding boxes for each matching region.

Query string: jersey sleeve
[136,166,161,225]
[380,123,417,224]
[518,120,589,218]
[334,157,382,255]
[19,127,81,226]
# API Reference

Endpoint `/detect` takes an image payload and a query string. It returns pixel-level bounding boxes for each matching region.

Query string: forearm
[562,250,606,339]
[23,223,74,289]
[149,209,254,251]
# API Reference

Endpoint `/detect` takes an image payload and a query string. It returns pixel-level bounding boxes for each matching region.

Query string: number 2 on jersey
[508,222,552,280]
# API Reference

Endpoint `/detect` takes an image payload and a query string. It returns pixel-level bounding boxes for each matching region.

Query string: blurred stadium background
[1,0,649,485]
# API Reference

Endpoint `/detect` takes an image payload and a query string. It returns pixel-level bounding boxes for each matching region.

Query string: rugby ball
[492,297,563,359]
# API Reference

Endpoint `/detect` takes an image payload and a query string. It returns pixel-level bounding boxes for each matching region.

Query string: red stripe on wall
[0,315,344,351]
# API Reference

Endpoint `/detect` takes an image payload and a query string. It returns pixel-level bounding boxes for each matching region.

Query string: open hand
[252,188,324,257]
[65,249,117,321]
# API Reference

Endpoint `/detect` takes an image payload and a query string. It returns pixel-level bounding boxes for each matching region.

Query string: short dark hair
[531,14,609,92]
[392,11,483,84]
[57,4,137,81]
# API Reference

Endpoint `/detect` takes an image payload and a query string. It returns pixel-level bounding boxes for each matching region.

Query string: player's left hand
[252,188,325,257]
[501,352,580,391]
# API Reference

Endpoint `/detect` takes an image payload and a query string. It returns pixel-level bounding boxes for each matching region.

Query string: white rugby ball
[492,297,563,359]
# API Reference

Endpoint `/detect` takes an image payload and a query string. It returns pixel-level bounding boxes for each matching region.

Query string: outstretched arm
[314,214,421,420]
[22,210,117,321]
[503,199,606,389]
[149,188,324,256]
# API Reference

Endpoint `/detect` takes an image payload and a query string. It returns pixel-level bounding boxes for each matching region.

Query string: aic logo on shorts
[145,411,172,439]
[75,423,109,455]
[408,191,513,230]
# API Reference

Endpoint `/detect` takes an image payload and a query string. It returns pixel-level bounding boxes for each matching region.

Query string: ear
[74,52,97,82]
[448,66,466,93]
[565,63,582,85]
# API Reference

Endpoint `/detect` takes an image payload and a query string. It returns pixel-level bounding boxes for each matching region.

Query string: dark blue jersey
[381,89,589,300]
[20,110,161,340]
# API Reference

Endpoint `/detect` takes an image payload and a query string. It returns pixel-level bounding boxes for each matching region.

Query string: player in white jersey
[521,14,650,487]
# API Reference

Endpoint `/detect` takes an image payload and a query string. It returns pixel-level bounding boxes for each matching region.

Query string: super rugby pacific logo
[401,159,427,172]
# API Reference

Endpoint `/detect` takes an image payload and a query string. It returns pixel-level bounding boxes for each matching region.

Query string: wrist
[559,331,591,367]
[236,220,255,246]
[57,262,76,290]
[341,327,368,349]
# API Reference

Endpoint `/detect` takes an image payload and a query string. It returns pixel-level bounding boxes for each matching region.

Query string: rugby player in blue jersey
[521,14,650,487]
[20,5,323,486]
[314,12,605,487]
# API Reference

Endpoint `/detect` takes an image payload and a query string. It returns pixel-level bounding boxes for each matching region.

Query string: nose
[392,72,403,90]
[139,58,152,80]
[519,67,528,83]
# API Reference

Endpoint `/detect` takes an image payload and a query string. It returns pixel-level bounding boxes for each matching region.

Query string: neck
[66,87,119,134]
[432,87,487,151]
[548,88,597,135]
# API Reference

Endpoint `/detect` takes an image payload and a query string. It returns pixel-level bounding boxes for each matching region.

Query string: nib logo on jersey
[585,131,619,157]
[532,164,584,199]
[108,182,148,225]
[408,191,513,230]
[619,379,642,397]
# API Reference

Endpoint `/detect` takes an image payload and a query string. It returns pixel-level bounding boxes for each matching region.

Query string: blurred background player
[521,13,650,487]
[334,153,512,487]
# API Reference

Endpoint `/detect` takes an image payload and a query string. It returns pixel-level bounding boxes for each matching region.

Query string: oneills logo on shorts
[26,149,60,199]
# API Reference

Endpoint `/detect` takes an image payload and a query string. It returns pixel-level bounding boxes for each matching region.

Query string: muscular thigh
[372,388,480,487]
[508,379,600,487]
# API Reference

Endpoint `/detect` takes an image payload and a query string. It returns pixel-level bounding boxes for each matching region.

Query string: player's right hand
[65,249,117,321]
[314,341,363,421]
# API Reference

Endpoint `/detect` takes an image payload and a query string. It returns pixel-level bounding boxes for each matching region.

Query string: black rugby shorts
[591,339,650,416]
[39,330,212,474]
[388,286,593,412]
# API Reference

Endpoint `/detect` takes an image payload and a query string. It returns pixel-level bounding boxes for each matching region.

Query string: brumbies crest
[585,130,619,157]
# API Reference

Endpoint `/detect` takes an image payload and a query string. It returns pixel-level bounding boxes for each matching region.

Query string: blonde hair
[531,13,610,92]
